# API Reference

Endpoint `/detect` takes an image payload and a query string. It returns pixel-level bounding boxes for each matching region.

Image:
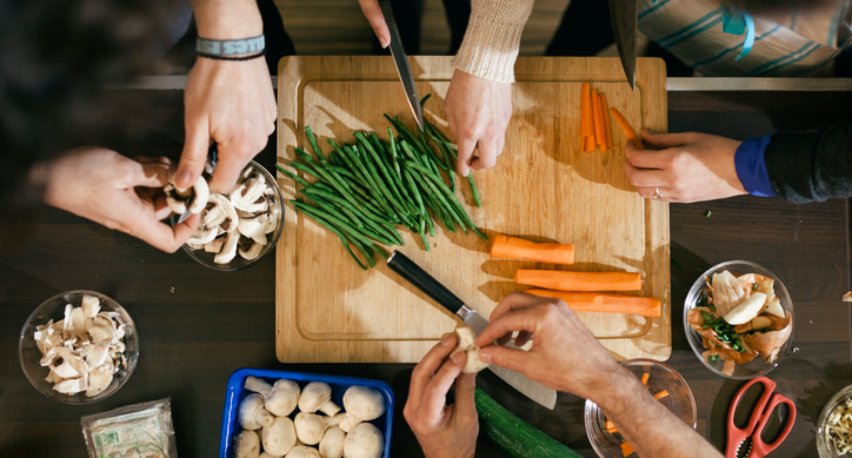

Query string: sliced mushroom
[81,295,100,318]
[239,242,265,261]
[204,236,226,253]
[165,176,210,214]
[231,177,268,212]
[215,231,240,265]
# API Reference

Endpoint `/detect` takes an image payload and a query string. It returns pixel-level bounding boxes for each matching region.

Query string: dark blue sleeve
[734,134,775,197]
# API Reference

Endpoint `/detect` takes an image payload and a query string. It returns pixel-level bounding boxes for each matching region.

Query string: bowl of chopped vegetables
[683,260,794,379]
[817,384,852,457]
[584,359,697,458]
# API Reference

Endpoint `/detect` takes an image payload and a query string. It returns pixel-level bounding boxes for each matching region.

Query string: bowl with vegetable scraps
[172,160,284,271]
[18,290,139,404]
[584,359,697,458]
[817,383,852,457]
[220,368,393,458]
[683,260,794,379]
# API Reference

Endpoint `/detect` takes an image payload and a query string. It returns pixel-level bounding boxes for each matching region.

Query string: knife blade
[608,0,638,89]
[379,1,425,129]
[387,250,558,410]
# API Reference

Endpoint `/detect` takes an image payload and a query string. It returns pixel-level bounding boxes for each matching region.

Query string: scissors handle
[750,393,797,457]
[725,376,797,458]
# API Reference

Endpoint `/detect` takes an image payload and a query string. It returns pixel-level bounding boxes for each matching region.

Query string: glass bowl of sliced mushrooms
[18,290,139,404]
[171,160,284,271]
[818,384,852,457]
[683,260,794,379]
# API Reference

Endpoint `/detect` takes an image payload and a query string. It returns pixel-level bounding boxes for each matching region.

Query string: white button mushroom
[342,422,383,458]
[236,430,261,458]
[299,382,341,417]
[262,417,298,457]
[286,445,321,458]
[319,426,346,458]
[259,453,283,458]
[239,393,275,431]
[265,379,301,417]
[244,376,273,396]
[339,386,385,433]
[451,327,489,374]
[295,412,329,446]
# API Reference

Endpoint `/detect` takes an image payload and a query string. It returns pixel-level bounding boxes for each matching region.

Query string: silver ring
[654,187,662,199]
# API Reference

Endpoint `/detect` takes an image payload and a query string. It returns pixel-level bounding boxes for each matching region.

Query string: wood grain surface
[276,56,671,363]
[0,87,849,458]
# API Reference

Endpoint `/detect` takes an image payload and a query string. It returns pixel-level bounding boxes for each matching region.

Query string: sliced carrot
[580,82,593,145]
[610,107,643,149]
[517,270,641,292]
[527,290,660,317]
[621,441,635,457]
[605,419,618,432]
[641,372,650,385]
[654,389,670,400]
[592,90,604,150]
[490,234,575,265]
[600,93,612,151]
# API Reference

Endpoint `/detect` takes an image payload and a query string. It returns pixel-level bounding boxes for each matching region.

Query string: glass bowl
[585,359,697,457]
[817,384,852,457]
[179,160,284,271]
[683,260,794,380]
[18,290,139,404]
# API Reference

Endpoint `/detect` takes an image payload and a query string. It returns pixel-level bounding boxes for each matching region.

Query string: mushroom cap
[235,430,261,458]
[319,426,346,458]
[265,379,301,417]
[294,412,328,446]
[453,327,489,374]
[342,386,385,422]
[343,422,383,458]
[299,382,333,413]
[239,393,275,431]
[285,445,321,458]
[262,417,297,456]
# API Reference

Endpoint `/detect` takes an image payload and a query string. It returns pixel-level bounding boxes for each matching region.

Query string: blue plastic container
[219,368,394,458]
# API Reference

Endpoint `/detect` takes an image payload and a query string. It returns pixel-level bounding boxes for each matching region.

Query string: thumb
[641,130,695,149]
[359,0,391,48]
[453,373,477,422]
[478,345,535,375]
[177,118,210,189]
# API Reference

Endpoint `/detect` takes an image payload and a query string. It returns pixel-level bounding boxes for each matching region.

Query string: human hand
[474,292,621,400]
[358,0,390,48]
[42,148,198,252]
[179,56,275,193]
[624,131,747,203]
[404,333,478,458]
[445,69,512,176]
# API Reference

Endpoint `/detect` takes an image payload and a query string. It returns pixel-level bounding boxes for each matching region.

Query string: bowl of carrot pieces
[584,359,697,458]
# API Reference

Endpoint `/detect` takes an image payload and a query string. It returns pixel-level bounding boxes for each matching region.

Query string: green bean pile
[277,114,485,269]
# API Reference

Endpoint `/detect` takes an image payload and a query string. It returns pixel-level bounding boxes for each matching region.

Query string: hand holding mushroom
[40,148,199,253]
[403,332,478,458]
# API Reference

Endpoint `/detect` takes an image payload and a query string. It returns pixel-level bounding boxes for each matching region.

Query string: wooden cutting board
[276,56,670,363]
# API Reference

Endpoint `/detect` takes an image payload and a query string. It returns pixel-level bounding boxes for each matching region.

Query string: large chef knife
[608,0,638,89]
[379,1,425,129]
[387,250,558,410]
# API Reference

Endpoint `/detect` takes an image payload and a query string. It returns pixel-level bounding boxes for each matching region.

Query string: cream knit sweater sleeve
[452,0,536,83]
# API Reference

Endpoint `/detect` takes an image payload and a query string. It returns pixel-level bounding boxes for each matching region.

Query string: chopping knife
[379,1,425,129]
[607,0,638,89]
[387,250,558,410]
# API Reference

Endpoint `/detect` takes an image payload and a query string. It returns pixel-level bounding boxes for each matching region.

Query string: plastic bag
[81,398,178,458]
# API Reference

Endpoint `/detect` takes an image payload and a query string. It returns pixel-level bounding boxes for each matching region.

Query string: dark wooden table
[1,86,850,458]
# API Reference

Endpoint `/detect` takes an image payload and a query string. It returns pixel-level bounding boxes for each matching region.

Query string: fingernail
[451,351,466,364]
[479,351,493,363]
[382,39,390,49]
[177,169,192,187]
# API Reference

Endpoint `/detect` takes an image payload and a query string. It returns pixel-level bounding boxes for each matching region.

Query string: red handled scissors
[725,376,797,458]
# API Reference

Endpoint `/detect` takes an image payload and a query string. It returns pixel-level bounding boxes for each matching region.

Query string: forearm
[764,123,852,203]
[595,367,721,458]
[191,0,262,38]
[452,0,535,83]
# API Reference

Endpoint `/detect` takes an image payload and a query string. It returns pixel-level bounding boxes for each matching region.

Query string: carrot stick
[600,93,612,151]
[490,234,575,265]
[605,419,618,433]
[654,389,670,400]
[580,82,593,145]
[610,107,643,149]
[621,441,635,457]
[592,90,604,150]
[527,289,660,317]
[583,136,593,153]
[517,270,641,292]
[641,372,650,385]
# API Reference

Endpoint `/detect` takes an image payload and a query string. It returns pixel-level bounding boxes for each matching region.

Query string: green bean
[305,126,327,164]
[276,164,311,188]
[355,132,410,211]
[406,161,485,239]
[293,201,366,269]
[294,201,387,247]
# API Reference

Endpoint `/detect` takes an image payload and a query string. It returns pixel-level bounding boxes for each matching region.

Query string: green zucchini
[475,388,582,458]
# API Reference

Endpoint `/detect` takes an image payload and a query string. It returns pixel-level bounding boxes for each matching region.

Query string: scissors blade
[608,0,638,89]
[379,1,425,129]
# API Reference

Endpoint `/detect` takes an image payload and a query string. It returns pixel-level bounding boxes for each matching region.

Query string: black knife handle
[387,251,464,314]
